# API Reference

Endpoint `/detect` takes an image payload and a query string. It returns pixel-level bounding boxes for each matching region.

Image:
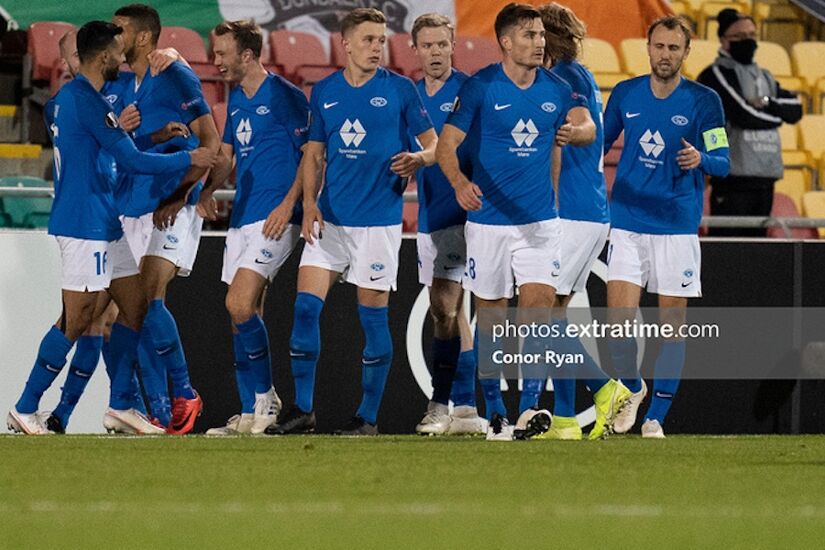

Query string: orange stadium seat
[754,41,807,102]
[581,38,628,90]
[27,21,75,82]
[802,191,825,237]
[619,38,649,77]
[681,39,719,79]
[270,30,336,85]
[453,36,499,75]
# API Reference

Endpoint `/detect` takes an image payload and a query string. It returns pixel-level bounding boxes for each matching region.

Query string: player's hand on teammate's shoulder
[147,47,183,76]
[262,199,295,241]
[152,122,190,144]
[118,104,141,133]
[195,191,218,222]
[677,138,701,171]
[301,201,324,244]
[189,147,217,169]
[453,177,483,212]
[390,151,425,178]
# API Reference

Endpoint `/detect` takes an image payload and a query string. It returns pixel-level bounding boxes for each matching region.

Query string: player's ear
[499,34,512,53]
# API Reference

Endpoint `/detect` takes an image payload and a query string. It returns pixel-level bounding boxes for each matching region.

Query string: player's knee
[428,297,459,330]
[289,292,324,355]
[225,292,255,325]
[358,305,392,362]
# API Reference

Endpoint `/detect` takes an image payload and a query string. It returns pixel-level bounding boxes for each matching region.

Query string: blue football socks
[16,325,72,414]
[289,292,323,413]
[355,305,392,425]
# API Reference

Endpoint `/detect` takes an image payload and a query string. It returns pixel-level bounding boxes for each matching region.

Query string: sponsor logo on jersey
[236,118,252,146]
[340,119,366,147]
[511,119,539,147]
[639,129,665,158]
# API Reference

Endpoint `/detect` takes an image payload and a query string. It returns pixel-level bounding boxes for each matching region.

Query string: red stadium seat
[158,26,208,64]
[270,30,335,85]
[28,21,75,82]
[200,81,224,109]
[453,36,499,75]
[388,33,418,77]
[768,192,818,239]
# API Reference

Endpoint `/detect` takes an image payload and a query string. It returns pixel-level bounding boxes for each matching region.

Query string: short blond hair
[411,13,454,46]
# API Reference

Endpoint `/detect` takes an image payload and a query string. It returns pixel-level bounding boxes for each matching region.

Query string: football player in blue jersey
[284,7,437,436]
[6,21,215,435]
[42,28,191,434]
[511,3,634,441]
[603,16,729,438]
[201,20,310,436]
[408,13,485,436]
[437,3,592,441]
[112,4,221,434]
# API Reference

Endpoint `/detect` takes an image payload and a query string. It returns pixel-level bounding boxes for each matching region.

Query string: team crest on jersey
[370,96,388,107]
[440,102,453,112]
[256,105,271,115]
[370,262,385,272]
[166,234,179,244]
[683,269,693,278]
[671,115,689,126]
[104,112,119,129]
[105,94,118,105]
[260,248,273,259]
[541,102,557,113]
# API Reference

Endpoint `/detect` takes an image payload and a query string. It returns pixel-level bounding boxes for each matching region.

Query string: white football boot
[416,401,451,435]
[641,419,666,439]
[612,380,648,434]
[206,414,254,436]
[103,408,166,435]
[447,405,487,435]
[251,387,282,434]
[7,409,51,435]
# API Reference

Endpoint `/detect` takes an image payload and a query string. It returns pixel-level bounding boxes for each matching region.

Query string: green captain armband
[702,127,729,151]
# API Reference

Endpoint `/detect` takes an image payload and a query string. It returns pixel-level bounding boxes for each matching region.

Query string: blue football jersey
[604,76,729,234]
[550,60,609,224]
[446,64,582,226]
[308,67,433,227]
[117,62,211,217]
[47,75,130,240]
[415,69,468,234]
[223,73,310,228]
[101,72,134,115]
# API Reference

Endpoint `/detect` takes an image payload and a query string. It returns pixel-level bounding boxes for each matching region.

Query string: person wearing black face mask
[697,8,802,237]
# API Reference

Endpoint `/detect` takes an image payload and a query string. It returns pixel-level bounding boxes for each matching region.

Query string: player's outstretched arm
[300,140,326,244]
[436,123,482,211]
[555,106,596,147]
[106,136,206,176]
[390,128,438,178]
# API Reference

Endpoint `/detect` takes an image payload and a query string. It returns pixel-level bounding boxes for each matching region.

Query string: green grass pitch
[2,435,825,549]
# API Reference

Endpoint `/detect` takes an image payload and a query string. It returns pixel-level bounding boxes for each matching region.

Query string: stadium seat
[754,41,807,102]
[270,30,336,85]
[791,42,825,108]
[799,115,825,161]
[0,176,53,228]
[802,191,825,237]
[27,21,75,83]
[388,33,419,78]
[211,101,227,136]
[682,39,719,79]
[453,36,499,75]
[329,32,391,69]
[768,191,817,238]
[695,2,750,39]
[774,169,809,212]
[778,123,816,184]
[619,38,649,77]
[815,77,825,114]
[754,2,805,43]
[158,26,208,64]
[581,38,627,90]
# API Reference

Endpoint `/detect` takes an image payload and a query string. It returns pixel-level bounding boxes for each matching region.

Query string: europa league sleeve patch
[105,111,120,129]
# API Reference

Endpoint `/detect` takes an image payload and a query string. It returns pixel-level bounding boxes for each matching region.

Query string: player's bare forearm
[552,145,562,200]
[301,141,325,207]
[435,125,467,190]
[203,144,234,193]
[417,128,438,167]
